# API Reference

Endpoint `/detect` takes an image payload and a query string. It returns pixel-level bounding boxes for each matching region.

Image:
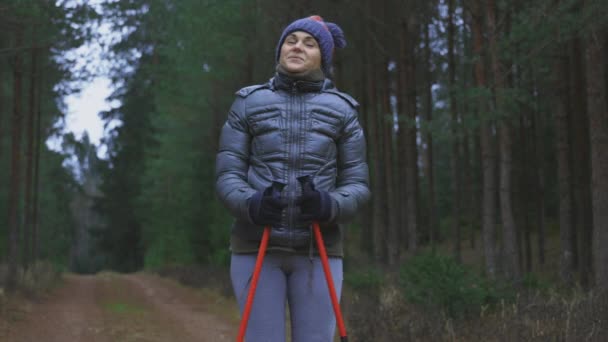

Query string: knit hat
[276,15,347,75]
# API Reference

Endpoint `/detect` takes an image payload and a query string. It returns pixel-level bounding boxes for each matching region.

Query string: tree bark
[462,6,478,250]
[397,19,410,255]
[521,113,533,273]
[7,28,24,290]
[0,66,3,160]
[423,20,438,247]
[357,29,374,258]
[23,45,38,269]
[585,25,608,290]
[463,133,475,249]
[472,0,497,277]
[554,41,575,285]
[448,0,462,261]
[514,112,528,272]
[364,16,386,263]
[403,17,418,253]
[487,0,519,280]
[381,54,399,265]
[32,72,43,262]
[532,86,547,266]
[569,37,593,288]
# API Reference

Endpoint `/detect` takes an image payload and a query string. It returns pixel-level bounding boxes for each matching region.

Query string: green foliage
[0,0,100,278]
[92,0,248,271]
[521,272,552,292]
[0,0,603,298]
[399,252,506,318]
[37,0,606,283]
[36,149,79,266]
[144,230,196,269]
[344,268,384,291]
[197,199,233,267]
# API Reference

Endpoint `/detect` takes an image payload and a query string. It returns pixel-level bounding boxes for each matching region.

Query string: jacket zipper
[287,83,299,248]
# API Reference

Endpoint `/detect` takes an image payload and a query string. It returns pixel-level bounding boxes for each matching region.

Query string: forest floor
[0,272,239,342]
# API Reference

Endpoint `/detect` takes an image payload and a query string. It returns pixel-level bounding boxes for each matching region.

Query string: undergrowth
[342,252,608,341]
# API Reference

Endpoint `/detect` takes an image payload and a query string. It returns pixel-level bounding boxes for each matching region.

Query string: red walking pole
[313,221,348,342]
[236,226,270,342]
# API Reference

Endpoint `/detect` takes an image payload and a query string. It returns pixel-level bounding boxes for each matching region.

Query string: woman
[215,15,370,342]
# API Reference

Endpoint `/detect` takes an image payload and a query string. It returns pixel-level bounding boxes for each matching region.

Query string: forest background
[1,0,607,340]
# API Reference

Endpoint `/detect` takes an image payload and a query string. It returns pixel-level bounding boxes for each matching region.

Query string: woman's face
[279,31,322,73]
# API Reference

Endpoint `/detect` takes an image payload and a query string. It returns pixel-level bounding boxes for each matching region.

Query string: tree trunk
[585,26,608,290]
[472,0,497,277]
[358,38,374,258]
[0,66,3,160]
[32,73,43,262]
[554,42,575,285]
[463,133,475,249]
[532,91,547,266]
[7,28,24,290]
[569,37,593,288]
[487,0,519,280]
[462,7,478,250]
[381,55,399,265]
[520,114,533,273]
[448,0,462,261]
[397,19,410,255]
[403,17,418,253]
[23,46,38,269]
[364,22,386,263]
[423,21,438,247]
[241,1,254,85]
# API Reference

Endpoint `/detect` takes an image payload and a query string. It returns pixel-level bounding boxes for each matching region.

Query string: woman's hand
[248,183,287,226]
[296,176,333,223]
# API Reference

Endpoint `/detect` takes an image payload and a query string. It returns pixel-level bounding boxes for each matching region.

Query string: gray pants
[231,252,343,342]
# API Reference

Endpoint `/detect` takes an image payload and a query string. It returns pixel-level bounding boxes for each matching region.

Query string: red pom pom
[309,15,324,22]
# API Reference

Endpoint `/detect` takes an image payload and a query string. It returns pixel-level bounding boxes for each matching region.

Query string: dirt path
[0,272,239,342]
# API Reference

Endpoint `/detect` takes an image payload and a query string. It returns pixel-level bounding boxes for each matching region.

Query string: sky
[48,0,119,160]
[63,77,112,146]
[48,63,115,161]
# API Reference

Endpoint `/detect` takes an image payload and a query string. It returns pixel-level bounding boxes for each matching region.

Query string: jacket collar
[271,71,334,93]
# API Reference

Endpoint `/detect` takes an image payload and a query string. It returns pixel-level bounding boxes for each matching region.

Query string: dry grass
[341,224,608,341]
[342,282,607,341]
[0,262,63,340]
[0,261,63,297]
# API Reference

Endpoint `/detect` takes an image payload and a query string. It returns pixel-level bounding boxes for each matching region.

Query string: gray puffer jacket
[215,73,370,253]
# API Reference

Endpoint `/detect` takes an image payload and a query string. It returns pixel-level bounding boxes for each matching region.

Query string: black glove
[296,176,333,223]
[248,182,287,226]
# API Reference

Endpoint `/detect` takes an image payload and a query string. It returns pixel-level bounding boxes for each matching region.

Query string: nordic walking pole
[236,226,270,342]
[313,221,348,342]
[237,181,284,342]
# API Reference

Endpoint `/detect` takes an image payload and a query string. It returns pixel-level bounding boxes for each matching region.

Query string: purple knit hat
[276,15,347,75]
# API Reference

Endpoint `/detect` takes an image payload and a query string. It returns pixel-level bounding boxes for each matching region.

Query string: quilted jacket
[215,72,370,255]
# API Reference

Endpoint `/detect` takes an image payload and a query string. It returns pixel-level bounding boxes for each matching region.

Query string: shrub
[399,252,502,318]
[521,272,551,292]
[344,268,383,291]
[0,261,63,296]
